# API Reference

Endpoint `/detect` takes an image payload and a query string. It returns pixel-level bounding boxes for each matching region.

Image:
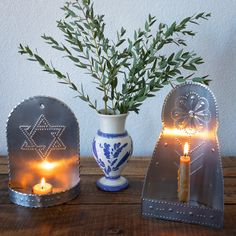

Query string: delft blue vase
[92,112,133,191]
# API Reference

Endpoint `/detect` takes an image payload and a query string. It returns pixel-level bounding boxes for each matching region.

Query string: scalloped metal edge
[8,182,80,208]
[6,95,80,207]
[141,82,224,227]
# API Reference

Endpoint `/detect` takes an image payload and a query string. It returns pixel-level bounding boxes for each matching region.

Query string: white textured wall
[0,0,236,156]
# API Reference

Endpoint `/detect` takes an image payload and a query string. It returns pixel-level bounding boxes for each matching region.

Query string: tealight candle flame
[33,177,53,194]
[184,142,189,156]
[41,177,46,188]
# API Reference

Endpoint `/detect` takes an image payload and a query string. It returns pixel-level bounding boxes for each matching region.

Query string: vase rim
[98,110,128,118]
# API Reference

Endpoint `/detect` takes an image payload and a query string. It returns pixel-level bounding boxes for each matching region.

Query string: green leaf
[196,12,204,19]
[76,63,87,69]
[68,55,80,63]
[34,55,45,66]
[107,60,112,70]
[192,77,205,82]
[167,53,174,62]
[182,52,190,59]
[145,21,149,31]
[180,17,191,25]
[176,76,185,83]
[175,49,183,60]
[116,39,125,47]
[165,22,176,37]
[53,69,64,78]
[183,64,197,71]
[121,27,126,36]
[52,46,64,51]
[151,58,157,71]
[159,60,167,69]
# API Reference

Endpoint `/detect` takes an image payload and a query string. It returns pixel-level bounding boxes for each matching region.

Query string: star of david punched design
[19,114,66,160]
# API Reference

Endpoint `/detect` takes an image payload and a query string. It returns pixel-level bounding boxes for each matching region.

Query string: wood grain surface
[0,156,235,236]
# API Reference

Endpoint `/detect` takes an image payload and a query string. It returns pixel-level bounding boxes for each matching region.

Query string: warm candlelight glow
[163,128,190,136]
[32,177,53,195]
[39,161,57,170]
[162,128,212,139]
[184,142,189,156]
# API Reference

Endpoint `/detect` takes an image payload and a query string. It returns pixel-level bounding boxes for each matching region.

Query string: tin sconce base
[9,182,80,208]
[142,198,223,228]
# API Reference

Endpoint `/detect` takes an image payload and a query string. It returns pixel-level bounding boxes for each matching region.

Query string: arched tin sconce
[142,83,224,228]
[7,96,80,207]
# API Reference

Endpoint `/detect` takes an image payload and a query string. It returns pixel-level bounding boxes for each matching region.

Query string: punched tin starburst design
[171,92,211,135]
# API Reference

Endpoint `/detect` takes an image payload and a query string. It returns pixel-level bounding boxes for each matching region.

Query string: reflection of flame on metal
[30,157,77,172]
[163,128,212,139]
[24,156,79,191]
[39,161,58,170]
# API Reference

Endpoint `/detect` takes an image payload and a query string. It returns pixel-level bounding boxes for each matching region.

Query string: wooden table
[0,156,235,236]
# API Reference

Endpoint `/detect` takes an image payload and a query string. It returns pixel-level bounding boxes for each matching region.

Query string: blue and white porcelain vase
[92,112,133,191]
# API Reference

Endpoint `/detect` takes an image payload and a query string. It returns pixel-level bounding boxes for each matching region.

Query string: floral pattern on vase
[93,140,131,177]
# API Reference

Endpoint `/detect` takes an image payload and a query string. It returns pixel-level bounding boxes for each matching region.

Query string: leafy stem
[19,0,211,114]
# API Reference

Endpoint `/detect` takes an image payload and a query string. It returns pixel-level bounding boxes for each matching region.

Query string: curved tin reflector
[142,83,223,228]
[7,96,80,207]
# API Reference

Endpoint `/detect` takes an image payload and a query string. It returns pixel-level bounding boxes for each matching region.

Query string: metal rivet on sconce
[142,83,224,228]
[7,96,80,207]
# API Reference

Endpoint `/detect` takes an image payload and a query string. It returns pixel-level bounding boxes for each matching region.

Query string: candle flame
[41,177,45,188]
[184,142,189,156]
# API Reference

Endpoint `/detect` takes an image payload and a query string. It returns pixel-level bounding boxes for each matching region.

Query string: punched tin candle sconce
[142,83,224,228]
[7,96,80,207]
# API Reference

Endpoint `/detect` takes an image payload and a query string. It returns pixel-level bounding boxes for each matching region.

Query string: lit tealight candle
[178,142,190,202]
[32,177,53,195]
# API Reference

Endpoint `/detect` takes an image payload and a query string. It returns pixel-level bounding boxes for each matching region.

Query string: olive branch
[19,0,211,114]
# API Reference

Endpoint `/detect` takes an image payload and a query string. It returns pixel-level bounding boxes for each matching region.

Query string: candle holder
[142,83,224,228]
[6,96,80,207]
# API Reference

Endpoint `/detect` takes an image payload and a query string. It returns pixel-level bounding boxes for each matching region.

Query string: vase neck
[98,113,128,134]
